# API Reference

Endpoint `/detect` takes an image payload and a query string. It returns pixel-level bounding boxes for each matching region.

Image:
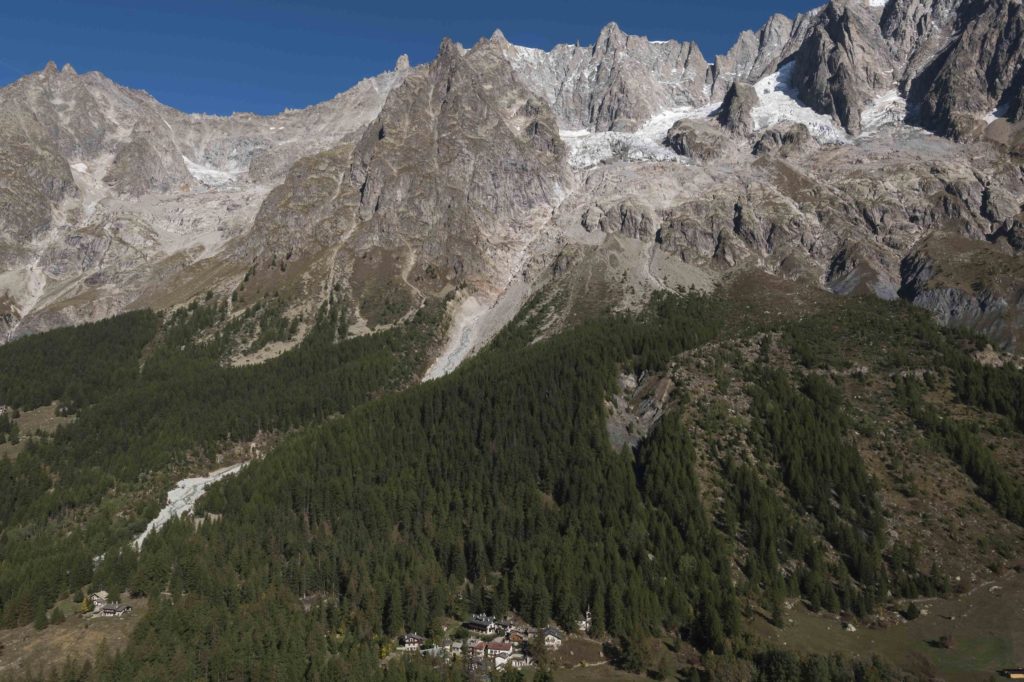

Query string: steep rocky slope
[2,0,1024,363]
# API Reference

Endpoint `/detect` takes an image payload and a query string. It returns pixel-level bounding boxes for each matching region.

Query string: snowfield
[558,62,866,169]
[559,102,719,169]
[860,89,908,133]
[182,155,244,187]
[751,64,849,144]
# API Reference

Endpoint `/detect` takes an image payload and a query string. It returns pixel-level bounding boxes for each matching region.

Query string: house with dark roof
[400,633,426,651]
[100,603,132,617]
[542,627,563,649]
[465,613,499,634]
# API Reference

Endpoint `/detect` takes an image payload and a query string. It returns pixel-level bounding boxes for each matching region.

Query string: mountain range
[2,0,1024,367]
[4,1,1024,678]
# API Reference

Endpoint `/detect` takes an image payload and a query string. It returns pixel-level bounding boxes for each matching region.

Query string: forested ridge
[0,297,443,630]
[2,286,1024,681]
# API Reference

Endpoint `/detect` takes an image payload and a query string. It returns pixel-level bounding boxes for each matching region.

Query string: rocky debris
[752,122,816,157]
[717,81,759,135]
[665,119,731,161]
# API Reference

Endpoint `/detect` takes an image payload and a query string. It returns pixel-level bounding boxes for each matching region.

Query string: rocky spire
[717,81,759,135]
[394,54,410,71]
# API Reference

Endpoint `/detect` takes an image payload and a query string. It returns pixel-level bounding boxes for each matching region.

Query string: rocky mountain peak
[788,0,894,134]
[596,21,628,50]
[394,54,410,71]
[490,28,510,47]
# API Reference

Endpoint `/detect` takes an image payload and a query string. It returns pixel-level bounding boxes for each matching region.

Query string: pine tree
[33,600,48,630]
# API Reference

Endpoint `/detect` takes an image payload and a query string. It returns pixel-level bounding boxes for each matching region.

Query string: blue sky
[1,0,821,115]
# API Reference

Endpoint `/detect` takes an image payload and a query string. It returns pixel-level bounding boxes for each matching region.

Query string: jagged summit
[3,0,1024,356]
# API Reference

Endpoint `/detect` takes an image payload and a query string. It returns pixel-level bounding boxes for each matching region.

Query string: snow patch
[985,103,1010,123]
[182,155,243,187]
[867,0,887,6]
[70,162,88,173]
[559,102,719,169]
[132,462,247,550]
[860,89,907,133]
[751,64,849,144]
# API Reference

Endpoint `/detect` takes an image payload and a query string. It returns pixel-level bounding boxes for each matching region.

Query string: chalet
[400,633,426,651]
[466,613,499,635]
[508,654,533,669]
[89,591,109,609]
[508,629,529,644]
[100,603,132,617]
[1001,670,1024,680]
[486,642,514,657]
[542,627,563,650]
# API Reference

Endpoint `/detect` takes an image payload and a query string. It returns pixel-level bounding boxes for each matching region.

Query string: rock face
[248,35,569,320]
[508,22,710,132]
[908,0,1024,139]
[665,120,732,160]
[752,122,816,157]
[717,82,759,135]
[709,13,804,99]
[0,57,409,340]
[788,0,894,135]
[5,1,1024,356]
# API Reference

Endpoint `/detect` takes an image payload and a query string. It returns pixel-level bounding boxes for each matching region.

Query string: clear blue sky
[1,0,821,115]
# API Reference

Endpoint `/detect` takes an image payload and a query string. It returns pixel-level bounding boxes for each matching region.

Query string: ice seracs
[860,89,908,133]
[751,63,848,144]
[559,102,720,169]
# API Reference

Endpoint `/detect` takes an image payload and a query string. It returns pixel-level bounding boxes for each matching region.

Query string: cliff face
[4,0,1024,356]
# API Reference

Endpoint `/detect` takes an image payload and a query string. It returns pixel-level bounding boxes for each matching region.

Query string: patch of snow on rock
[984,103,1010,123]
[559,102,719,169]
[860,89,907,133]
[182,155,243,187]
[133,462,247,550]
[71,162,88,173]
[752,63,849,144]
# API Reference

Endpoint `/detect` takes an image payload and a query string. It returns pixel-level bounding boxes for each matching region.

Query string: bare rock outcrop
[788,0,894,135]
[665,119,731,161]
[752,122,816,157]
[717,82,759,135]
[509,22,710,132]
[908,0,1024,140]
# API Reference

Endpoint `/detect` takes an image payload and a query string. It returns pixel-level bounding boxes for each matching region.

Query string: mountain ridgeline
[1,0,1024,357]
